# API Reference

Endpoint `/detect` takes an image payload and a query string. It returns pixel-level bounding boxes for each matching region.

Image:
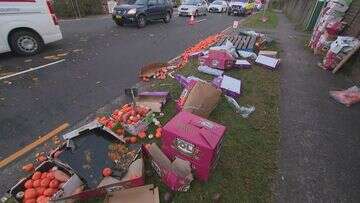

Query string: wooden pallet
[216,35,257,51]
[332,43,360,73]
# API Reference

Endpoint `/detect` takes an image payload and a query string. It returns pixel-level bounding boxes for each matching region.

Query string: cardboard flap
[147,143,172,170]
[106,184,159,203]
[171,158,192,178]
[188,119,220,149]
[135,101,162,112]
[183,81,221,118]
[120,158,143,182]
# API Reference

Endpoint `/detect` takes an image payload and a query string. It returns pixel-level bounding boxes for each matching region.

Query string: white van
[0,0,63,56]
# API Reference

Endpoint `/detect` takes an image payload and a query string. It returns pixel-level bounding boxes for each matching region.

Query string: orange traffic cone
[188,14,195,25]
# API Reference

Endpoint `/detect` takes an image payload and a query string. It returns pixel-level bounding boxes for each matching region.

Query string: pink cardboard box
[199,50,235,70]
[162,111,226,181]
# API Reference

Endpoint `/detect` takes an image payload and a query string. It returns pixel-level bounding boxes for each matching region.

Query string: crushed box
[145,143,193,192]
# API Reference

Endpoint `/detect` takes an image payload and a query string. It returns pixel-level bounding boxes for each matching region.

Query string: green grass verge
[242,10,278,29]
[147,43,280,202]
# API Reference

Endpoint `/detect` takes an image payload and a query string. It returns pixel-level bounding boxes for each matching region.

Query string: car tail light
[46,0,59,25]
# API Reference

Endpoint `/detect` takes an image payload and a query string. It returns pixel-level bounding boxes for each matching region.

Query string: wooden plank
[332,44,360,73]
[247,36,257,50]
[234,36,242,48]
[217,37,226,46]
[237,36,245,49]
[241,36,251,49]
[0,123,69,168]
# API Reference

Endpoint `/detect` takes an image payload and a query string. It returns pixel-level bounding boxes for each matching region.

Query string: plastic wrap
[329,86,360,107]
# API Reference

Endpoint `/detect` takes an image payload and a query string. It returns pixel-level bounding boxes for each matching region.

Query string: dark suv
[112,0,173,28]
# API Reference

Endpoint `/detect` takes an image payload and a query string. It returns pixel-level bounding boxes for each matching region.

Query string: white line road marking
[0,59,66,81]
[196,19,207,23]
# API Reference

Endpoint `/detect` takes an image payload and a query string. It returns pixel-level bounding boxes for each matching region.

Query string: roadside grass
[242,10,278,29]
[148,42,281,202]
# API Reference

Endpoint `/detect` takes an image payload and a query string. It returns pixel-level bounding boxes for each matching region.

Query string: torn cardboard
[183,81,221,118]
[146,143,193,192]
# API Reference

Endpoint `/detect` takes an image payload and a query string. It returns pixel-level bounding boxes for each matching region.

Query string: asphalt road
[0,13,238,160]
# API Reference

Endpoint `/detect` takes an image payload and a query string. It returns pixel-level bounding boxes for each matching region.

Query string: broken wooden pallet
[332,43,360,74]
[216,35,257,51]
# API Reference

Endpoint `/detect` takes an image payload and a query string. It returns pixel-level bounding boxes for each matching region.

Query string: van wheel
[9,30,43,56]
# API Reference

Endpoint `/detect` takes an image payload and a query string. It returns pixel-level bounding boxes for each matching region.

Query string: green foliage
[242,9,279,29]
[53,0,104,18]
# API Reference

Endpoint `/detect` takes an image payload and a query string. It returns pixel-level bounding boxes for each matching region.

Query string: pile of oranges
[178,33,223,68]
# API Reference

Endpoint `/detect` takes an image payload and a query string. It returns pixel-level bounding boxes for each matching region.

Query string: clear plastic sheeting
[237,50,258,60]
[197,65,224,76]
[329,86,360,107]
[210,40,238,58]
[225,95,255,118]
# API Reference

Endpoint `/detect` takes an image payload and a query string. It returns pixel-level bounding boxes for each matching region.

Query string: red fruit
[46,172,55,179]
[37,155,47,162]
[102,168,112,177]
[130,136,137,143]
[24,199,36,203]
[40,178,51,187]
[32,172,42,180]
[24,180,33,189]
[41,172,48,179]
[22,163,34,172]
[49,179,59,189]
[138,131,146,139]
[32,179,41,188]
[35,187,46,196]
[24,188,37,199]
[36,195,49,203]
[43,188,56,197]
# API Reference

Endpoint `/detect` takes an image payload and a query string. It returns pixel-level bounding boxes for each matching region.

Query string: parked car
[112,0,173,28]
[0,0,62,56]
[208,0,228,13]
[178,0,208,17]
[228,0,255,16]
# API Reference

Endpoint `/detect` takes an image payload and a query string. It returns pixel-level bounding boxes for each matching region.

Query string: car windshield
[212,1,223,5]
[183,0,200,5]
[124,0,147,5]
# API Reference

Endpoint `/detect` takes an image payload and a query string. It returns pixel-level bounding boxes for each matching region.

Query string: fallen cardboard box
[183,81,221,118]
[220,75,242,98]
[255,55,280,69]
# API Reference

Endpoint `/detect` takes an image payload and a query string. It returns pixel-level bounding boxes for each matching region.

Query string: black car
[112,0,173,28]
